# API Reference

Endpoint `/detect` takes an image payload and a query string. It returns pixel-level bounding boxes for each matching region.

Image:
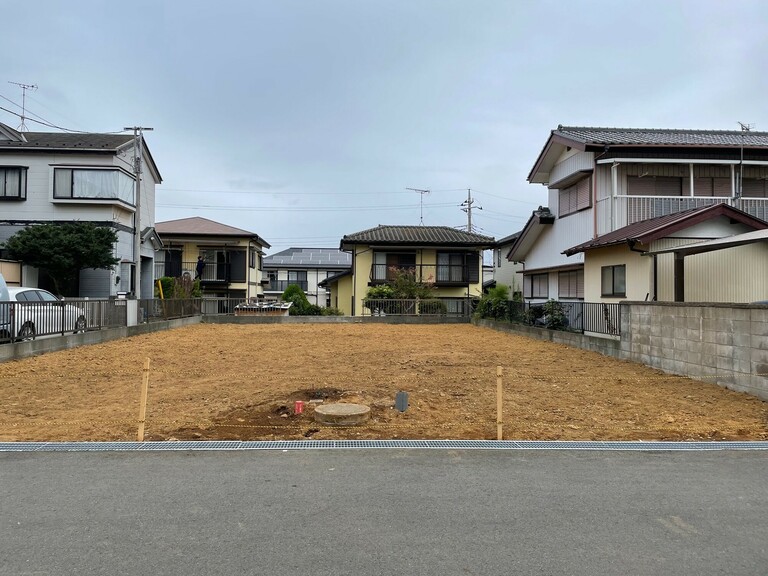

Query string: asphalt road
[1,449,766,576]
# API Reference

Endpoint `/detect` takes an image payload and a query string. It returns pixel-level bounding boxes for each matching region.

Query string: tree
[3,222,119,296]
[282,284,321,315]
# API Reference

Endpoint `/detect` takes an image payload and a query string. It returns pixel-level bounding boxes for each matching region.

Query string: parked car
[0,287,87,342]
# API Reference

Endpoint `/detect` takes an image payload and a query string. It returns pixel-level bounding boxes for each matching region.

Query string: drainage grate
[1,440,767,452]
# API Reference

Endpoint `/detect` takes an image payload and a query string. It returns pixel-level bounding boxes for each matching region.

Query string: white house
[0,122,162,297]
[262,247,352,306]
[511,126,768,304]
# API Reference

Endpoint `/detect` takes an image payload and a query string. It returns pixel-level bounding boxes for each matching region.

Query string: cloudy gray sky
[3,0,768,253]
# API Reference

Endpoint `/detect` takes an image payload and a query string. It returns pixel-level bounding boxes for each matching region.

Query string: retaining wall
[475,302,768,401]
[0,316,202,363]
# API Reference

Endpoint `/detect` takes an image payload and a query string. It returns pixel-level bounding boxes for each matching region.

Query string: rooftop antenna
[460,188,481,233]
[406,187,430,225]
[737,122,755,199]
[8,81,37,131]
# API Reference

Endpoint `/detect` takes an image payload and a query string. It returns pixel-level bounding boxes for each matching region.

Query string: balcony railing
[370,264,473,285]
[597,195,768,235]
[154,261,231,282]
[265,280,309,292]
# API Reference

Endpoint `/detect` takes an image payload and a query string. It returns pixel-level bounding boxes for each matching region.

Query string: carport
[649,228,768,302]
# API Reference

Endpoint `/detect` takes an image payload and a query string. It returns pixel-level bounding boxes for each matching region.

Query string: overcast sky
[3,0,768,254]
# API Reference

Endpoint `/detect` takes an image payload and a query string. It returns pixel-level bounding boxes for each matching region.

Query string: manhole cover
[313,403,371,426]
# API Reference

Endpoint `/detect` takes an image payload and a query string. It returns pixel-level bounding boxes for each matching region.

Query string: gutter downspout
[611,161,619,232]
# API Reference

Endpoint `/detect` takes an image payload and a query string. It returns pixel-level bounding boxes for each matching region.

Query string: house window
[496,249,501,267]
[0,166,27,200]
[627,176,682,196]
[249,251,256,269]
[372,252,416,281]
[437,253,464,283]
[558,269,584,299]
[601,265,626,297]
[54,168,135,204]
[524,273,548,299]
[288,270,308,291]
[558,177,591,217]
[267,271,278,290]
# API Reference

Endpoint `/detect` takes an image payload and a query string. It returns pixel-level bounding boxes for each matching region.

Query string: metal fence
[362,298,476,317]
[489,300,621,336]
[0,298,128,343]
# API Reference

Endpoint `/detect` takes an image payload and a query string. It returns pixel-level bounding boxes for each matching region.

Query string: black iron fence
[487,300,621,336]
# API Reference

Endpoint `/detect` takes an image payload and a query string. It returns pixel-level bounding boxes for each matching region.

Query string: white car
[0,287,87,342]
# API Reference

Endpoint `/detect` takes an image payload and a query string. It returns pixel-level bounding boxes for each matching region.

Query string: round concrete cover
[314,403,371,426]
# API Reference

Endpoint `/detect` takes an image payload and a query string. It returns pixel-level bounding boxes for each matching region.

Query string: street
[1,448,766,575]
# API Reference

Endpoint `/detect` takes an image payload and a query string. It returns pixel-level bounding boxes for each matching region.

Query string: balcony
[596,196,768,234]
[265,280,308,292]
[154,261,232,283]
[370,264,473,286]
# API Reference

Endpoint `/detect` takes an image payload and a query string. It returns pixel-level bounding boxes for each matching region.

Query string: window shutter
[576,177,591,210]
[466,252,479,283]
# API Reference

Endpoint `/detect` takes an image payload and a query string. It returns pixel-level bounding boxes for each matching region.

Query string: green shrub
[419,299,447,315]
[321,306,344,316]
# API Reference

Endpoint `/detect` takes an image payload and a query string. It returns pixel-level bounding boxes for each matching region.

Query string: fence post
[496,365,503,440]
[137,357,151,442]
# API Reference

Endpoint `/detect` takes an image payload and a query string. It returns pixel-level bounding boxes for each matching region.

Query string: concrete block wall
[624,302,768,401]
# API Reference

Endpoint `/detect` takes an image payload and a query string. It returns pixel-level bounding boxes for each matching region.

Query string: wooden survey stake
[137,357,151,442]
[496,365,503,440]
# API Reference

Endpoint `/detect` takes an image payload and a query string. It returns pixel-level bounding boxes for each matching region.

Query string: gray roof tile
[554,125,768,147]
[342,225,494,246]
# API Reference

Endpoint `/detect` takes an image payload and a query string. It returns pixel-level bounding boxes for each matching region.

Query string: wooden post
[137,357,151,442]
[496,365,503,440]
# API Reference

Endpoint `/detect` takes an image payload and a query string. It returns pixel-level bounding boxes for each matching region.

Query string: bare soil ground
[0,324,766,442]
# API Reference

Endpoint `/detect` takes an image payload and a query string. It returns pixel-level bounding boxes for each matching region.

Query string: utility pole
[8,81,37,131]
[460,188,481,233]
[406,187,430,225]
[124,126,153,299]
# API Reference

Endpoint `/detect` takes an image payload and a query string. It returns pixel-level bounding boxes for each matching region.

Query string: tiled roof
[494,231,521,246]
[341,225,494,246]
[156,216,271,247]
[0,124,135,150]
[554,125,768,147]
[264,247,351,268]
[563,203,768,255]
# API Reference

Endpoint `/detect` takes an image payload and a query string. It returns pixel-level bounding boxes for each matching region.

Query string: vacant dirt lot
[0,323,766,442]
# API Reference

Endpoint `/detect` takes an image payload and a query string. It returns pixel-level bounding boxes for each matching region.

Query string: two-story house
[492,231,523,298]
[326,224,494,316]
[510,126,768,304]
[0,122,162,297]
[262,247,351,306]
[154,216,270,301]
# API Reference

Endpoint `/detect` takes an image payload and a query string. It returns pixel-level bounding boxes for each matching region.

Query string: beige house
[325,225,494,316]
[154,217,270,300]
[564,203,768,303]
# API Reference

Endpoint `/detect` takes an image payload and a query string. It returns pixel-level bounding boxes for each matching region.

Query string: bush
[282,284,322,315]
[419,299,447,315]
[474,285,512,321]
[321,307,344,316]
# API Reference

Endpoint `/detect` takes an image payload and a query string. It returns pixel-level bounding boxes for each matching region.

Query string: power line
[155,201,460,212]
[160,187,416,196]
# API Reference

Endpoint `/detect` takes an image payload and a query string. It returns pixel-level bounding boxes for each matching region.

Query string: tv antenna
[460,188,482,233]
[737,122,755,199]
[8,81,37,132]
[406,187,430,225]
